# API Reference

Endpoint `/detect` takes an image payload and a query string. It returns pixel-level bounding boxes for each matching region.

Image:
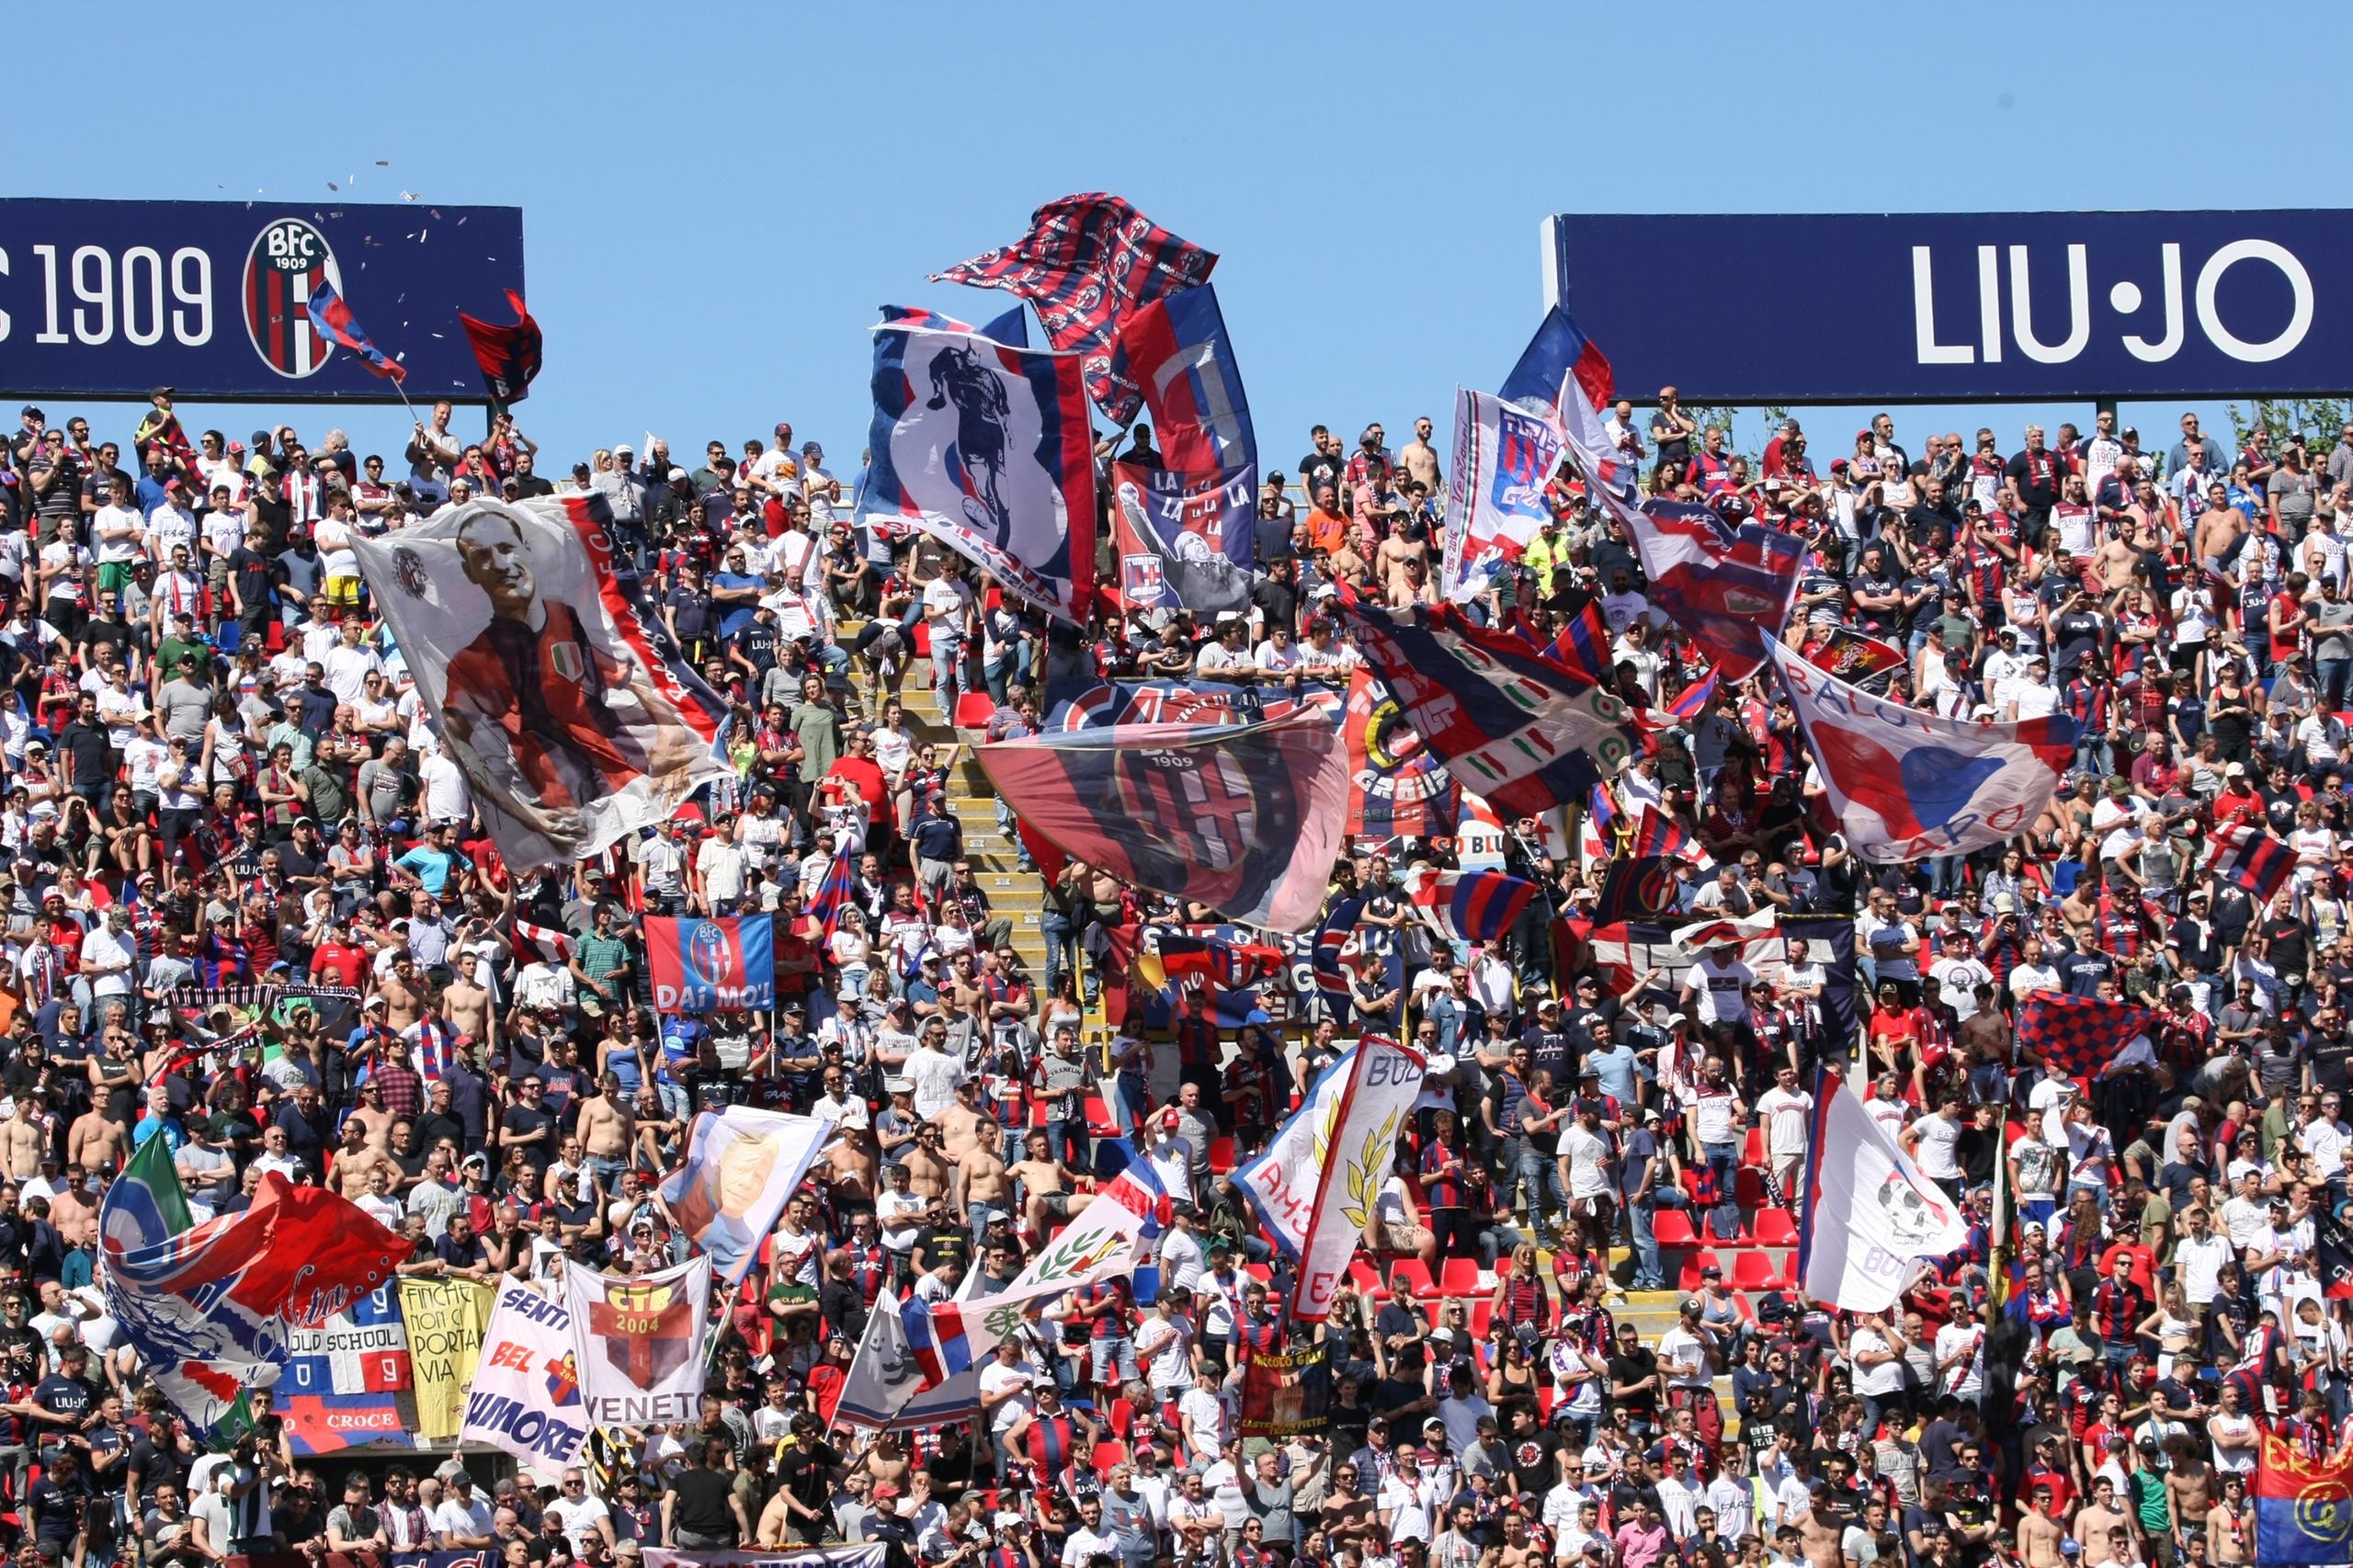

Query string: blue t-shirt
[710,571,765,637]
[395,844,457,896]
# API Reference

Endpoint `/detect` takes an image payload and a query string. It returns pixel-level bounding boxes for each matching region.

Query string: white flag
[460,1278,587,1471]
[1439,387,1564,602]
[1234,1038,1426,1322]
[1798,1072,1970,1312]
[830,1288,930,1430]
[563,1256,712,1427]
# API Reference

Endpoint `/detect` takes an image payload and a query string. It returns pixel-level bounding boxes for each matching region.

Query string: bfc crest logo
[648,915,774,1012]
[243,218,344,380]
[686,921,736,990]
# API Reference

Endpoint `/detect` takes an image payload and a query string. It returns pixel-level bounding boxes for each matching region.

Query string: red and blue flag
[1551,601,1615,687]
[1404,866,1539,944]
[456,289,541,403]
[900,1295,974,1390]
[875,302,1029,345]
[2015,990,2163,1081]
[2209,823,2297,907]
[1667,670,1720,721]
[1626,499,1802,681]
[1500,303,1614,419]
[1110,281,1255,475]
[1802,626,1906,684]
[1342,666,1459,841]
[303,282,404,381]
[807,844,859,940]
[644,915,777,1013]
[934,193,1218,426]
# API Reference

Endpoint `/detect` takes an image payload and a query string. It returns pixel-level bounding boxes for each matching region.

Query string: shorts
[1090,1334,1140,1384]
[95,561,134,594]
[1040,1190,1077,1220]
[324,574,362,608]
[1382,1222,1432,1254]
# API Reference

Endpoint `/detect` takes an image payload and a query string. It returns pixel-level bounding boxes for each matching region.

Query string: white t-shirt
[1910,1112,1962,1180]
[981,1358,1037,1433]
[1689,954,1756,1025]
[1755,1087,1813,1160]
[544,1495,610,1554]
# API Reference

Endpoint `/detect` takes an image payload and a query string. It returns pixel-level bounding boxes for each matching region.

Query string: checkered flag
[2015,989,2164,1080]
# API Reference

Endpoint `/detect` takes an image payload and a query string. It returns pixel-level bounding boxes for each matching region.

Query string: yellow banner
[398,1277,494,1440]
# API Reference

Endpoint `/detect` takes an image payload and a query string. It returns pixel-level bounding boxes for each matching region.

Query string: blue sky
[17,2,2353,475]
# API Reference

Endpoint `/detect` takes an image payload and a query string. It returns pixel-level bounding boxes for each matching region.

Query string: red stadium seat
[955,691,998,727]
[1754,1209,1798,1246]
[1091,1440,1128,1476]
[1733,1251,1781,1291]
[1348,1260,1389,1301]
[1652,1210,1699,1247]
[1743,1126,1766,1166]
[1735,1167,1768,1210]
[1391,1259,1436,1298]
[1677,1250,1722,1293]
[1469,1301,1494,1338]
[1438,1258,1483,1297]
[1208,1136,1237,1174]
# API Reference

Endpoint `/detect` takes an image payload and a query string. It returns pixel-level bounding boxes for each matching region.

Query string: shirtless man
[936,1078,993,1167]
[344,1080,398,1153]
[575,1074,634,1187]
[377,953,427,1032]
[1796,1483,1844,1568]
[902,1121,953,1206]
[66,1100,127,1176]
[955,1127,1013,1239]
[330,1118,392,1199]
[2016,1484,2064,1568]
[2165,1432,2214,1555]
[0,1097,47,1181]
[2072,1476,2134,1558]
[2205,1473,2250,1565]
[2195,484,2248,576]
[2095,519,2145,591]
[439,968,492,1045]
[1006,1128,1086,1246]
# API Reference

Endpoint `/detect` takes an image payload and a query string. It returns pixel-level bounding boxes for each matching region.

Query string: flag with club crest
[456,290,542,403]
[1802,626,1906,684]
[1341,666,1459,840]
[933,193,1218,426]
[2015,990,2163,1080]
[1439,386,1564,601]
[2208,822,2298,907]
[2255,1428,2353,1564]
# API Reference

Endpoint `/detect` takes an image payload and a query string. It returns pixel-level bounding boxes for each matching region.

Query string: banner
[1400,865,1537,945]
[1767,635,2076,863]
[862,321,1097,625]
[564,1257,713,1427]
[933,192,1219,426]
[642,1550,891,1568]
[1109,282,1256,476]
[1340,597,1636,821]
[1802,626,1906,685]
[1342,668,1459,840]
[644,916,777,1013]
[278,1286,411,1455]
[659,1108,836,1286]
[1109,462,1255,616]
[461,1280,588,1470]
[102,1172,405,1442]
[876,302,1029,345]
[397,1277,494,1442]
[1796,1069,1970,1312]
[2256,1431,2353,1565]
[1440,386,1564,601]
[1586,914,1859,1049]
[1618,498,1803,681]
[352,494,732,873]
[977,710,1348,932]
[1047,678,1343,732]
[1233,1038,1425,1322]
[1238,1341,1332,1438]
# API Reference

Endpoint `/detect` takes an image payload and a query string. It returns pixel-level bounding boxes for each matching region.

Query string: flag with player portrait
[351,494,733,873]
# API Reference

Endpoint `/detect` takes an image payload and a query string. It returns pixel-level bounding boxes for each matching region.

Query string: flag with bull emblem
[977,710,1348,933]
[563,1257,713,1427]
[933,193,1219,426]
[862,320,1097,626]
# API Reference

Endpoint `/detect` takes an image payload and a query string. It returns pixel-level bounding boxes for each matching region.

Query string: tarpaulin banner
[564,1256,713,1427]
[1767,635,2075,862]
[1441,386,1563,602]
[278,1286,411,1455]
[351,494,732,873]
[642,1550,892,1568]
[1046,678,1344,733]
[978,710,1348,932]
[397,1276,494,1442]
[460,1280,587,1471]
[1238,1341,1332,1437]
[1340,597,1636,822]
[861,322,1097,626]
[1343,668,1459,840]
[1109,281,1256,475]
[659,1108,836,1286]
[644,915,777,1013]
[933,192,1219,426]
[1109,462,1255,616]
[1797,1069,1970,1313]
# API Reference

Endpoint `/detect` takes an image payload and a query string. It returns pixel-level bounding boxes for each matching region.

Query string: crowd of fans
[0,382,2337,1568]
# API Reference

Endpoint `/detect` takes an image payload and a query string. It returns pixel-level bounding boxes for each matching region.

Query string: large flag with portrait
[659,1108,836,1287]
[862,320,1097,625]
[351,494,733,872]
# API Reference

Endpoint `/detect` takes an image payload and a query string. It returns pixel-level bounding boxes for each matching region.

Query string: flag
[1802,626,1906,684]
[875,302,1029,346]
[1342,667,1459,841]
[976,710,1349,932]
[659,1108,836,1286]
[514,920,574,963]
[2015,990,2163,1080]
[1592,806,1695,925]
[1047,677,1265,731]
[1232,1037,1427,1322]
[861,321,1097,626]
[455,289,542,403]
[1149,932,1276,990]
[398,1277,494,1441]
[832,1286,930,1428]
[1109,282,1256,474]
[1617,499,1802,680]
[1439,386,1564,602]
[1313,894,1366,1028]
[1237,1341,1333,1438]
[563,1256,713,1427]
[2319,1194,2353,1300]
[1551,602,1616,687]
[1338,597,1638,822]
[1587,782,1618,843]
[1666,670,1719,722]
[2256,1431,2353,1564]
[303,281,405,382]
[1674,910,1780,951]
[1501,302,1615,420]
[2209,822,2298,906]
[807,844,858,940]
[101,1170,405,1442]
[1796,1069,1971,1312]
[403,1017,454,1081]
[899,1294,973,1389]
[1766,635,2076,863]
[461,1278,587,1470]
[1108,462,1254,616]
[277,1287,410,1455]
[1401,866,1538,944]
[350,494,733,873]
[932,193,1219,426]
[1631,805,1696,861]
[643,916,776,1013]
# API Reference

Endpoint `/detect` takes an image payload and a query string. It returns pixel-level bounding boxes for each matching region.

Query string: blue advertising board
[1544,210,2352,403]
[0,198,524,401]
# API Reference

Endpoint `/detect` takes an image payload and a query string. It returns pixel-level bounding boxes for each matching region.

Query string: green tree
[2228,397,2348,451]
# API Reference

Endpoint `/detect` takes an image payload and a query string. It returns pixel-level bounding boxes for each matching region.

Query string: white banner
[351,495,731,872]
[931,1162,1170,1364]
[1235,1038,1425,1322]
[1798,1072,1970,1312]
[460,1279,587,1471]
[1440,386,1563,602]
[642,1549,888,1568]
[563,1256,711,1427]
